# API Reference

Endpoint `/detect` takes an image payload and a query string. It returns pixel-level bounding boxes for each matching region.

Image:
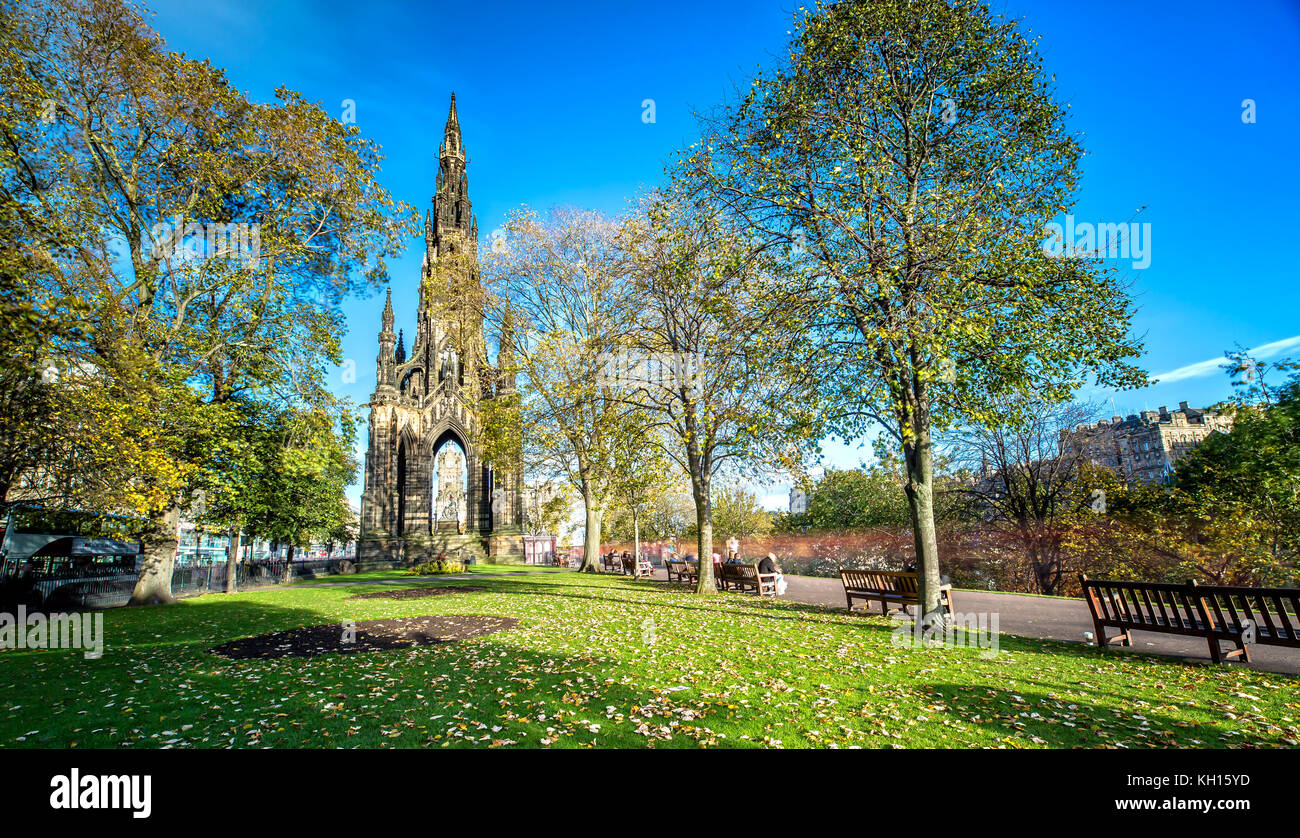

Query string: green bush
[408,558,467,575]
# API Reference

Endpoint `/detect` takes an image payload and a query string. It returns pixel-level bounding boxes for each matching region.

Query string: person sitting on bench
[759,552,787,596]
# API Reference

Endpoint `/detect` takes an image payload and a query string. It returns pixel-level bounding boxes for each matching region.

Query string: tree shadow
[0,589,746,748]
[920,682,1244,748]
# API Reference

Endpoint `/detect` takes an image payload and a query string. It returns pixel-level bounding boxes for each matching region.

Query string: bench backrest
[1079,575,1205,632]
[1196,585,1300,646]
[840,569,917,594]
[1080,574,1300,647]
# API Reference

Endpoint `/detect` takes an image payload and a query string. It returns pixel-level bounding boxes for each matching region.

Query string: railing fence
[0,557,347,610]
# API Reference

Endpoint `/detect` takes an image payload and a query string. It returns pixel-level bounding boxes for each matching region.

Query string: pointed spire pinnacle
[395,328,406,365]
[381,286,394,332]
[429,91,474,247]
[440,92,464,162]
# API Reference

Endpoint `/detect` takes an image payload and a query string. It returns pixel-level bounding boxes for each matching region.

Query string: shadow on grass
[920,682,1241,748]
[196,639,746,749]
[448,573,1290,681]
[0,589,738,748]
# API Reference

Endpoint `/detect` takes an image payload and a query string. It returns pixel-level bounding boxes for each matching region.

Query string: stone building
[1059,401,1234,485]
[357,94,523,567]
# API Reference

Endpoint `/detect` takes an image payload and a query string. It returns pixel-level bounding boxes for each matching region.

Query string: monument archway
[430,431,469,534]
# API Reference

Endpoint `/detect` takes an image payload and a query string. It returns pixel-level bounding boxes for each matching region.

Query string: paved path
[646,568,1299,676]
[786,573,1298,675]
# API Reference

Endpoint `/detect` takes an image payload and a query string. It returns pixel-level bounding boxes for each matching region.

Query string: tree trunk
[691,473,716,594]
[633,508,641,569]
[129,505,181,606]
[580,499,602,573]
[902,428,944,625]
[226,528,242,593]
[282,543,295,584]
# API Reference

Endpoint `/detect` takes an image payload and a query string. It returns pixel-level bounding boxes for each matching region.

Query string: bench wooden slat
[1081,574,1300,665]
[1276,594,1299,642]
[1150,586,1173,629]
[718,562,778,597]
[1163,587,1187,631]
[840,569,952,615]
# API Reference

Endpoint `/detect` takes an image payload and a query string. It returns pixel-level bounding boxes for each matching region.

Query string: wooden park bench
[1080,574,1300,665]
[665,558,696,584]
[839,569,953,615]
[618,553,652,578]
[719,562,778,596]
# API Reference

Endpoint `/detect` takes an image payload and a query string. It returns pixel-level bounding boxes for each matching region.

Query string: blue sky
[147,0,1300,508]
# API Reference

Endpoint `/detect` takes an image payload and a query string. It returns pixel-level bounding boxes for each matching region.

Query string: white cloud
[1152,334,1300,385]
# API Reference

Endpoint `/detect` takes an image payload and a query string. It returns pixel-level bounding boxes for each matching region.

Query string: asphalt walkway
[649,567,1300,675]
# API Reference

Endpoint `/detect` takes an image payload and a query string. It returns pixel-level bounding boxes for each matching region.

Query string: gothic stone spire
[375,287,396,392]
[433,93,474,243]
[381,286,394,333]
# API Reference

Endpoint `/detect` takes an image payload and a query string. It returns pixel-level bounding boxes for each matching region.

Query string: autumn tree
[694,0,1144,618]
[610,490,696,546]
[479,207,644,572]
[711,483,773,542]
[782,459,912,534]
[1174,350,1300,576]
[196,399,356,590]
[0,1,92,504]
[604,438,681,563]
[3,0,412,602]
[622,192,817,593]
[950,398,1100,595]
[1084,353,1300,587]
[231,406,357,584]
[525,483,576,542]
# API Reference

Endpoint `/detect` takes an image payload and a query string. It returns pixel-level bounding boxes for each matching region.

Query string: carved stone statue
[435,447,466,530]
[439,348,459,385]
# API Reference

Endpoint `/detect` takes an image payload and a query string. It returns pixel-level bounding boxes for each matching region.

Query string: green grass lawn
[1,570,1296,749]
[288,564,568,586]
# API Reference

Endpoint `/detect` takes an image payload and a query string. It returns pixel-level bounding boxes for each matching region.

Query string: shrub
[408,559,466,575]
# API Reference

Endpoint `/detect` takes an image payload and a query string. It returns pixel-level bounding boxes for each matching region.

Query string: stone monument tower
[357,94,524,566]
